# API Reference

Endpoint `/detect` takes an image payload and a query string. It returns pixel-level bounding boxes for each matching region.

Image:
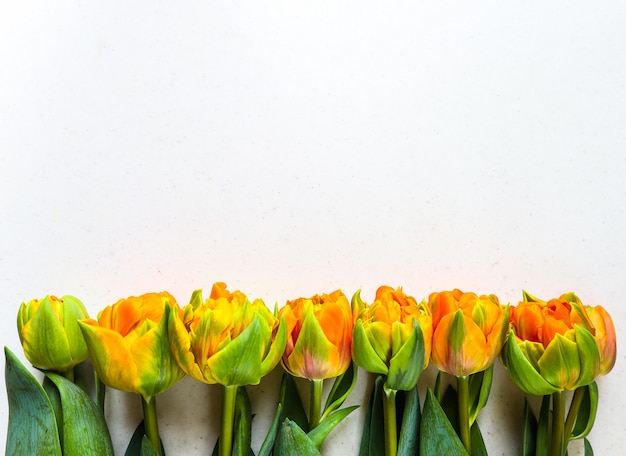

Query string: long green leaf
[322,362,357,420]
[46,372,113,455]
[359,375,385,456]
[468,366,493,424]
[307,405,358,448]
[470,421,488,456]
[280,374,309,432]
[397,386,420,456]
[124,421,165,456]
[536,396,550,456]
[140,436,160,456]
[583,438,594,456]
[233,386,253,456]
[257,403,283,456]
[420,389,468,456]
[571,382,598,440]
[274,419,320,456]
[522,399,538,456]
[4,347,62,455]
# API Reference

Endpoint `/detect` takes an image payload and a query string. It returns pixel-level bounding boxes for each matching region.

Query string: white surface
[1,1,625,454]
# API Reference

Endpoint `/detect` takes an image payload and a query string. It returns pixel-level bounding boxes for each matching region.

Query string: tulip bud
[17,295,89,372]
[168,282,287,386]
[352,286,432,391]
[279,290,352,380]
[428,289,508,377]
[78,291,185,399]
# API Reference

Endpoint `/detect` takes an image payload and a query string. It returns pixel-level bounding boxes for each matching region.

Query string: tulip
[500,291,613,456]
[278,289,353,429]
[168,282,287,456]
[428,289,509,454]
[352,286,432,456]
[79,291,185,455]
[17,295,89,378]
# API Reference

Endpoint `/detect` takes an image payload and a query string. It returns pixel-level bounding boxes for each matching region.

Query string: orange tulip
[279,290,352,380]
[428,289,508,377]
[79,292,185,399]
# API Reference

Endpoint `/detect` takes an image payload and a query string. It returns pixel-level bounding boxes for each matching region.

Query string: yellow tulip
[168,282,287,386]
[278,290,352,380]
[17,295,89,373]
[78,291,185,399]
[428,289,508,377]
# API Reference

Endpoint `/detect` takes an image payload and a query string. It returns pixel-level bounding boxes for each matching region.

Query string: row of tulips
[9,283,616,456]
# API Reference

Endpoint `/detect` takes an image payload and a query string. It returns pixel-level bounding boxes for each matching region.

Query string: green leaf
[307,405,358,449]
[279,374,309,432]
[468,365,493,424]
[322,362,357,420]
[274,419,320,456]
[232,386,253,456]
[522,399,538,456]
[420,389,468,456]
[583,438,594,456]
[140,435,160,456]
[42,376,64,446]
[352,320,389,376]
[358,375,385,456]
[4,347,62,455]
[470,421,488,456]
[571,382,598,440]
[397,386,420,456]
[536,396,550,456]
[386,321,425,391]
[124,422,165,456]
[45,372,114,455]
[257,403,283,456]
[438,385,487,456]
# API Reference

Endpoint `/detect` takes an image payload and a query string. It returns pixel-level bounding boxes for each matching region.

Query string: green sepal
[522,399,538,456]
[4,347,62,455]
[259,317,288,377]
[583,438,594,456]
[140,436,160,456]
[274,419,320,456]
[45,372,113,455]
[124,421,165,456]
[232,386,253,456]
[420,389,468,456]
[468,365,493,424]
[500,331,560,395]
[571,382,598,440]
[536,395,550,456]
[322,361,357,421]
[386,321,425,392]
[571,328,601,389]
[358,375,385,456]
[397,386,420,456]
[352,319,389,375]
[308,405,358,448]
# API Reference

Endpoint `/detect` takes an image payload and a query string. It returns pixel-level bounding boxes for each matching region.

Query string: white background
[1,1,625,454]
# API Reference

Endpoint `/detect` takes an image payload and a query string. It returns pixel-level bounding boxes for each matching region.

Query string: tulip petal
[207,316,264,385]
[351,319,388,376]
[387,321,425,391]
[287,309,337,380]
[260,317,288,377]
[500,331,560,395]
[168,306,208,383]
[572,327,601,389]
[538,333,582,390]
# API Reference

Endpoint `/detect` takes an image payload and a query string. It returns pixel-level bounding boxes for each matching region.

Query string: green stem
[383,387,398,456]
[550,391,565,456]
[220,385,238,456]
[310,379,324,429]
[457,375,471,455]
[562,387,585,454]
[142,396,162,456]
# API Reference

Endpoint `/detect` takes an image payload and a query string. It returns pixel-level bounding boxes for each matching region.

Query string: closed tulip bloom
[17,295,89,373]
[352,286,432,391]
[502,292,610,395]
[78,292,185,399]
[428,289,508,377]
[168,282,287,386]
[279,290,352,380]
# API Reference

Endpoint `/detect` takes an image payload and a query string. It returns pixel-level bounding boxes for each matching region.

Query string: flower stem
[550,391,565,456]
[220,385,238,456]
[562,387,585,454]
[383,387,398,456]
[310,379,324,429]
[142,396,162,456]
[457,375,471,455]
